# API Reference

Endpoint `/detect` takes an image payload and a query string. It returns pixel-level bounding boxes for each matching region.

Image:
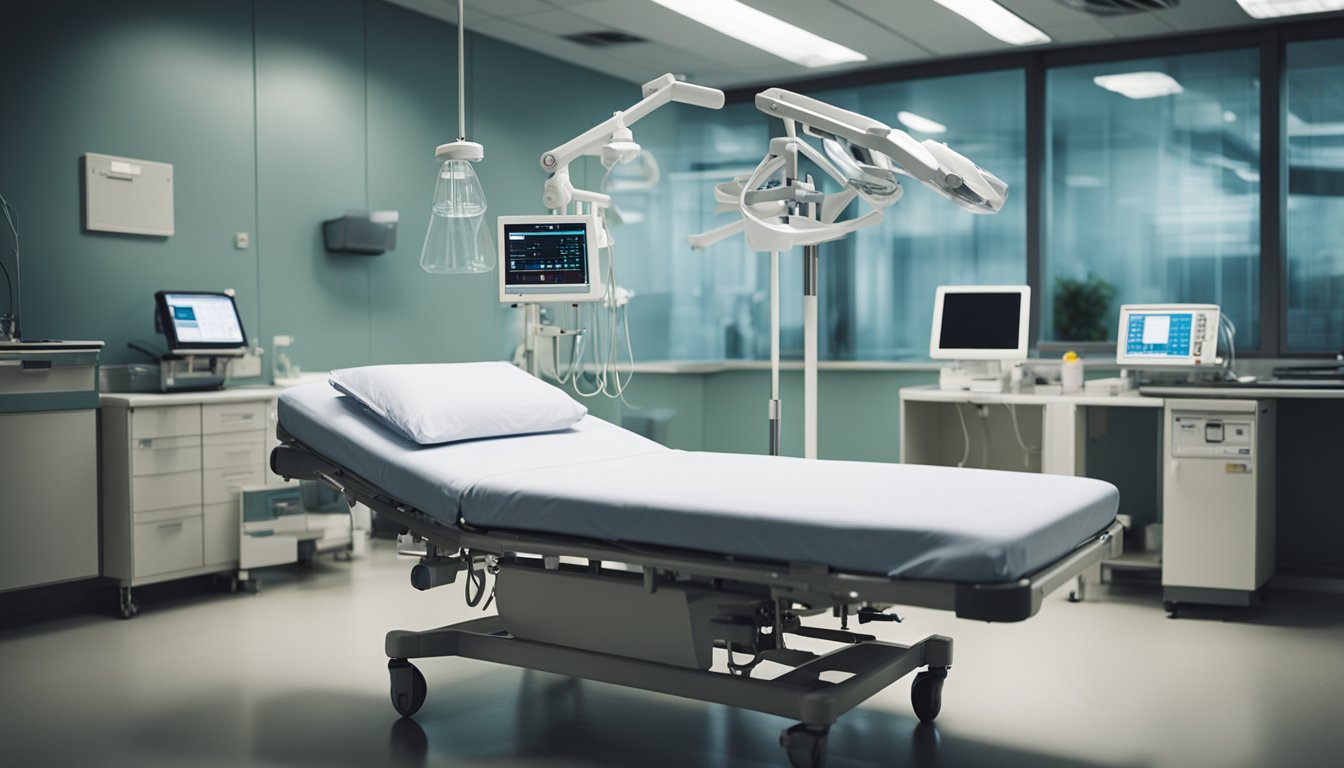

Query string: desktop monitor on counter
[930,285,1031,361]
[154,291,247,357]
[1115,304,1220,367]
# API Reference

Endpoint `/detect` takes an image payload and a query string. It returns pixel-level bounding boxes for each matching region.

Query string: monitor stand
[939,360,1009,392]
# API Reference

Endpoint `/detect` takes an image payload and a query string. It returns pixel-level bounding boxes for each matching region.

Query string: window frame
[720,15,1344,359]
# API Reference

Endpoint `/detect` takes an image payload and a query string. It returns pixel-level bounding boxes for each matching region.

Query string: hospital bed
[270,380,1121,768]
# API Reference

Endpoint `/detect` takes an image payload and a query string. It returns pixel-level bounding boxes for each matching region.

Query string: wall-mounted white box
[85,152,175,236]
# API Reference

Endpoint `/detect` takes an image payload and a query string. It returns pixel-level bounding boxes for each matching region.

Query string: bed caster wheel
[389,659,427,717]
[911,667,948,723]
[1067,589,1082,603]
[118,588,139,619]
[780,723,829,768]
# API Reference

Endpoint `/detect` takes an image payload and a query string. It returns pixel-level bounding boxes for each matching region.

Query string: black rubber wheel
[389,658,427,717]
[780,723,828,768]
[1164,600,1179,619]
[119,603,138,620]
[911,667,948,723]
[1067,590,1082,603]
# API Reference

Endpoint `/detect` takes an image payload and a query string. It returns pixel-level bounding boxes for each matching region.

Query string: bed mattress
[278,381,1118,583]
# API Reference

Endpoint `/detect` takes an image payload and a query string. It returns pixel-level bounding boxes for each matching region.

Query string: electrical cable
[1004,403,1040,468]
[954,403,970,468]
[1220,314,1237,380]
[977,405,990,468]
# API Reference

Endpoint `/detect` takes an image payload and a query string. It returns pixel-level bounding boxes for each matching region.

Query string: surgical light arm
[540,74,725,212]
[755,88,1007,214]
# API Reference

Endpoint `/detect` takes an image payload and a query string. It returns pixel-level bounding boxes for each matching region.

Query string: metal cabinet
[0,342,103,594]
[1162,399,1275,613]
[100,389,282,617]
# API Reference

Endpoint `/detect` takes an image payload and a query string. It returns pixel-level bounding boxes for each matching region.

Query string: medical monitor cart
[1113,304,1274,615]
[930,285,1030,392]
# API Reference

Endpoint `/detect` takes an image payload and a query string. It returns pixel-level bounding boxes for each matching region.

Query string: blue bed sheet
[278,381,1117,583]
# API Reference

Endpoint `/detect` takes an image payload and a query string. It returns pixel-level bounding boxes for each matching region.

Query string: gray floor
[3,540,1342,768]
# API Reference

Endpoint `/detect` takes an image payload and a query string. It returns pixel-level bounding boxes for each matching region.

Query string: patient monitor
[930,285,1030,392]
[1115,304,1220,367]
[498,214,603,304]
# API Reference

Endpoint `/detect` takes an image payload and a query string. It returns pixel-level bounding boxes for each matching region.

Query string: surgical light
[1236,0,1344,18]
[647,0,867,68]
[420,0,495,274]
[1093,71,1184,99]
[932,0,1052,46]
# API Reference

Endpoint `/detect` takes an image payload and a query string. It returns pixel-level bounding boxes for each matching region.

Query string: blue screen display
[1125,313,1193,357]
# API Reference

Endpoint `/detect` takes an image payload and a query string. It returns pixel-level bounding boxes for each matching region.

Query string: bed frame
[272,427,1121,768]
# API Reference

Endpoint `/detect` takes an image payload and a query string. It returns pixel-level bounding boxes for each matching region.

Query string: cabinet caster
[1067,590,1082,603]
[118,587,139,619]
[241,579,261,595]
[389,658,427,717]
[780,723,829,768]
[1164,600,1180,619]
[911,666,948,723]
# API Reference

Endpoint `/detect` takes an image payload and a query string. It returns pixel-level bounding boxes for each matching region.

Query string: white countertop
[100,386,288,407]
[899,384,1164,407]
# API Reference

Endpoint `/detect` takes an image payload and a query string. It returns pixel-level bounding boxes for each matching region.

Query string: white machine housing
[930,285,1031,392]
[498,214,603,305]
[1162,399,1275,609]
[1116,303,1220,367]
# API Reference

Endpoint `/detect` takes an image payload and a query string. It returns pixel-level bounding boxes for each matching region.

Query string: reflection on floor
[2,538,1343,768]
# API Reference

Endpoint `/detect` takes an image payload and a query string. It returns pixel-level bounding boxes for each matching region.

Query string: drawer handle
[220,413,256,422]
[157,521,184,532]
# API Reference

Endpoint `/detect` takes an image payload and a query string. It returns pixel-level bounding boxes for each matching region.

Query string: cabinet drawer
[130,405,201,439]
[133,515,203,578]
[203,432,265,470]
[132,470,203,513]
[203,465,266,505]
[203,502,240,566]
[134,505,202,526]
[202,402,265,435]
[131,435,202,476]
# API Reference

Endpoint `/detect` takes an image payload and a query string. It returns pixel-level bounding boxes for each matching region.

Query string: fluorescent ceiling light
[1236,0,1344,19]
[1093,72,1184,100]
[648,0,867,68]
[897,111,947,134]
[932,0,1051,46]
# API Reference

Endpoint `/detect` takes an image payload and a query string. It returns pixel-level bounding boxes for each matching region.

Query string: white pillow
[328,362,587,445]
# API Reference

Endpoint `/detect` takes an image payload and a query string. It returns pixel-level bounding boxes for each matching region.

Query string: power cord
[954,403,970,468]
[0,193,20,339]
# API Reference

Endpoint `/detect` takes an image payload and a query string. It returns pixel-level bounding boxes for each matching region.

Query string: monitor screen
[1115,304,1218,366]
[929,285,1030,360]
[498,215,604,303]
[156,291,246,352]
[1123,312,1193,359]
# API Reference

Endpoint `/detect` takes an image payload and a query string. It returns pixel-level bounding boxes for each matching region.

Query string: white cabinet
[100,388,284,617]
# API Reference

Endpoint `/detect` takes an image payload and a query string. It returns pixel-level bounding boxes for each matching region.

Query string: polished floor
[2,540,1342,768]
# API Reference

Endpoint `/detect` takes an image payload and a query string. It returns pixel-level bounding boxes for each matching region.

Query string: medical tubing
[954,403,970,468]
[770,251,780,401]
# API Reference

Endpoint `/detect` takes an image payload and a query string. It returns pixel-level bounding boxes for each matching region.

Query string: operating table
[270,382,1121,768]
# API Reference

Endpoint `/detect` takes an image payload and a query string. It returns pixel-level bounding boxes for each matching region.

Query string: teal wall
[0,0,629,368]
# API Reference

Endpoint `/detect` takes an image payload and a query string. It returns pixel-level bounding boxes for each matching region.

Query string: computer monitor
[154,290,247,356]
[929,285,1031,361]
[1115,304,1220,367]
[498,214,603,304]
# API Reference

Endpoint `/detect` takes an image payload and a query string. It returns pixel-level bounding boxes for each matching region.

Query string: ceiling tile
[837,0,1024,57]
[562,1,789,69]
